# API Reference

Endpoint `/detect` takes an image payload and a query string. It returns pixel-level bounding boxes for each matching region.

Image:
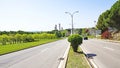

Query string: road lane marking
[41,48,49,53]
[103,47,114,51]
[58,45,70,68]
[80,46,99,68]
[89,59,99,68]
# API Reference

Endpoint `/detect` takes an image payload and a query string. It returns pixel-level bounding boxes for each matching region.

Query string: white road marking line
[41,48,49,53]
[58,45,70,68]
[80,46,99,68]
[80,46,88,54]
[89,59,98,68]
[103,47,114,51]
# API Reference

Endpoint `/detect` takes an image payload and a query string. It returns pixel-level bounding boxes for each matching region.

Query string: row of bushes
[0,33,56,45]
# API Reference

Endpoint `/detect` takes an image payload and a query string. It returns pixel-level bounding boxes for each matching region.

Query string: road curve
[0,39,69,68]
[81,39,120,68]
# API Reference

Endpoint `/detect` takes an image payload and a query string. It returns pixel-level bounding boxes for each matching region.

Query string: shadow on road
[85,53,97,59]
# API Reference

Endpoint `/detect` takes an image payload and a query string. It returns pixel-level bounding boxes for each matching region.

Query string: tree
[9,34,16,44]
[96,10,110,32]
[96,0,120,32]
[61,30,67,37]
[33,34,40,40]
[108,0,120,30]
[78,29,82,35]
[68,34,83,52]
[15,34,22,43]
[0,34,9,45]
[22,34,34,42]
[22,34,28,42]
[55,31,62,38]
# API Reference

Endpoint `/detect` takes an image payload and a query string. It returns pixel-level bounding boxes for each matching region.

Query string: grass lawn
[66,46,90,68]
[0,39,59,55]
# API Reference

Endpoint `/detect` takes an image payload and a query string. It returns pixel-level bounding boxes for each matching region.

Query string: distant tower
[59,23,61,31]
[55,24,57,30]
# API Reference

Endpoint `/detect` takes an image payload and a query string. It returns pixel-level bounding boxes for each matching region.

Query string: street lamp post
[65,11,79,35]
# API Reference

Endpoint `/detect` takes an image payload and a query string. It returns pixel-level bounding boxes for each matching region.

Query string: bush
[68,34,83,52]
[55,31,62,38]
[0,33,57,45]
[0,34,9,45]
[101,30,111,39]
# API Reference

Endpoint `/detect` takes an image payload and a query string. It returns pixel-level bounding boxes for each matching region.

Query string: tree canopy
[96,0,120,32]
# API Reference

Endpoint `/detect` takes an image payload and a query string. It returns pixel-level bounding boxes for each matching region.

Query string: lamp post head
[75,11,79,13]
[65,12,68,14]
[73,11,79,15]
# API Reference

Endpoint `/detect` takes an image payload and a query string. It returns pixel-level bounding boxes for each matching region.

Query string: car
[84,37,88,40]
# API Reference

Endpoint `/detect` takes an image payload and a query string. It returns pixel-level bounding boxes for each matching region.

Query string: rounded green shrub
[68,34,83,52]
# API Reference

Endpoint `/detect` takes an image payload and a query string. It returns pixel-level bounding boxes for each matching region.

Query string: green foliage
[0,39,59,55]
[96,10,110,32]
[0,33,57,45]
[22,34,28,42]
[82,28,89,36]
[50,30,68,37]
[97,0,120,32]
[68,34,83,52]
[68,34,82,45]
[15,34,22,43]
[33,34,40,40]
[0,30,34,35]
[25,34,34,42]
[61,30,67,37]
[55,31,62,38]
[109,0,120,30]
[78,29,82,35]
[0,34,9,45]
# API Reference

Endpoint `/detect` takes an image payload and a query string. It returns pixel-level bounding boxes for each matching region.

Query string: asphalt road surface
[0,39,69,68]
[81,39,120,68]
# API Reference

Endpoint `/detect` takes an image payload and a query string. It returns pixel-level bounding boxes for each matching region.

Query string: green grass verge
[88,35,95,38]
[66,46,90,68]
[0,39,59,55]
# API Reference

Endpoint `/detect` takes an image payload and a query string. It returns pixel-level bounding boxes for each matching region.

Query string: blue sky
[0,0,117,31]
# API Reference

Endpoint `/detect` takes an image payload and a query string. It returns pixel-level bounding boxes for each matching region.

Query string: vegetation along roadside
[0,39,60,55]
[0,31,64,55]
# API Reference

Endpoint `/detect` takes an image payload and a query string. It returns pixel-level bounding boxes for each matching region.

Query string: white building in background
[88,28,101,36]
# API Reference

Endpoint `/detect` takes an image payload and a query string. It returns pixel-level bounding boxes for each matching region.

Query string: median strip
[66,46,90,68]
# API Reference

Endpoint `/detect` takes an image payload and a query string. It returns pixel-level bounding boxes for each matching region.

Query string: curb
[80,46,98,68]
[58,45,70,68]
[95,38,120,43]
[104,40,120,43]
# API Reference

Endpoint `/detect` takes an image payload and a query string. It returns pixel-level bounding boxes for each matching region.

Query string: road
[81,39,120,68]
[0,39,69,68]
